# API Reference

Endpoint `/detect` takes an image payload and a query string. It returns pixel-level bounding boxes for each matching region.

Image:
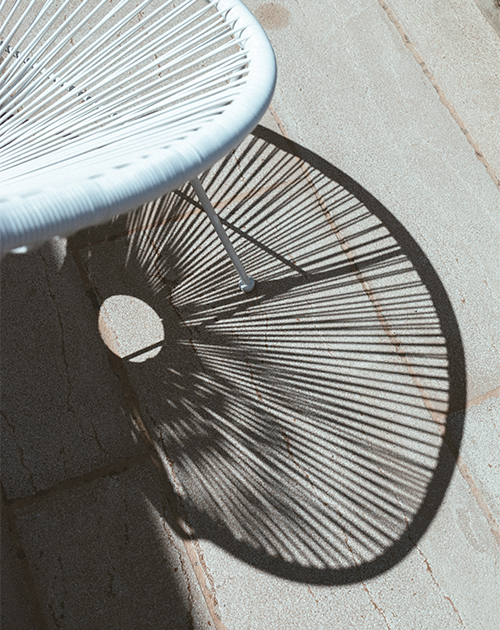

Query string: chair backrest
[0,0,276,255]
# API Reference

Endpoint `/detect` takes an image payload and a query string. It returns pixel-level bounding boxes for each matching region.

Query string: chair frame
[0,0,276,289]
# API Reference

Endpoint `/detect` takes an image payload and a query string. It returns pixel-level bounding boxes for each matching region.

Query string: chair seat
[0,0,276,255]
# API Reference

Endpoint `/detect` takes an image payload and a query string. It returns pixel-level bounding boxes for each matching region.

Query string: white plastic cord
[0,0,277,257]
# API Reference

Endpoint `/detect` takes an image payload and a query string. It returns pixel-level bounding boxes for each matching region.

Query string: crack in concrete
[465,384,500,410]
[5,453,150,510]
[362,582,392,630]
[410,540,465,626]
[281,426,316,495]
[377,0,500,191]
[307,584,320,604]
[342,529,392,629]
[472,0,500,37]
[178,538,229,630]
[165,522,196,630]
[39,248,75,476]
[1,410,37,494]
[374,456,466,627]
[441,429,500,547]
[192,539,227,628]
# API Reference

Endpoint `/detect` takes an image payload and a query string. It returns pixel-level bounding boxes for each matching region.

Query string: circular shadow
[122,125,466,584]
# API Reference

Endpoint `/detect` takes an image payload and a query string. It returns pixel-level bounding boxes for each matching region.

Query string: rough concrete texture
[449,393,500,523]
[1,511,37,630]
[12,461,214,630]
[1,1,499,629]
[473,0,500,34]
[1,240,146,501]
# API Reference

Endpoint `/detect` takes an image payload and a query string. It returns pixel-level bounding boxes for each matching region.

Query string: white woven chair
[0,0,276,291]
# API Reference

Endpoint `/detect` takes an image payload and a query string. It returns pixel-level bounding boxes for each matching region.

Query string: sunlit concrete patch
[98,295,164,363]
[450,393,500,524]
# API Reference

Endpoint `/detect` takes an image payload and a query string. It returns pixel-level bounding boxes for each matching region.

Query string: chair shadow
[81,124,466,586]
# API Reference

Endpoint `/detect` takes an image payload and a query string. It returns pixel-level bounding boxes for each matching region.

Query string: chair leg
[190,177,255,292]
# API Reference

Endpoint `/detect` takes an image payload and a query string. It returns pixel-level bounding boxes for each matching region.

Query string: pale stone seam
[465,384,500,410]
[377,0,500,191]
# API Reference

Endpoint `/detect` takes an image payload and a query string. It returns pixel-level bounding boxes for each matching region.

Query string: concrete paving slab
[187,540,391,630]
[163,444,498,630]
[185,530,467,630]
[244,0,500,402]
[384,0,500,178]
[0,239,145,500]
[416,447,500,630]
[11,460,212,630]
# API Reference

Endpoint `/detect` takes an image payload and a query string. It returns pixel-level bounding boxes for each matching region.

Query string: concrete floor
[1,1,499,628]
